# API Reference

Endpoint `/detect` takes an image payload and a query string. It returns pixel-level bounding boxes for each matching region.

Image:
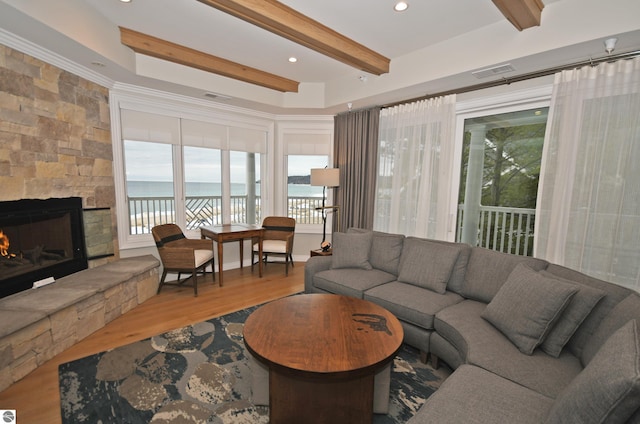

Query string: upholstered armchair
[151,224,215,296]
[251,216,296,276]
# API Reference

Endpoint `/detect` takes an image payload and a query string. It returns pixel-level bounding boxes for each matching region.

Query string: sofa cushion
[407,365,554,424]
[348,228,405,275]
[397,237,462,294]
[482,263,578,355]
[435,300,583,398]
[546,320,640,424]
[544,263,633,360]
[581,292,640,366]
[313,268,396,299]
[539,272,606,358]
[364,281,463,330]
[330,231,372,270]
[461,247,548,303]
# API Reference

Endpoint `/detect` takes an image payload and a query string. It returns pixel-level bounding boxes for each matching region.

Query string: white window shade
[229,127,267,153]
[283,133,332,155]
[121,109,180,145]
[181,119,228,149]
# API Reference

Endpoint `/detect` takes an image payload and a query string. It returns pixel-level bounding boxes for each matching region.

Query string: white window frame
[277,120,334,234]
[447,85,553,241]
[111,90,274,250]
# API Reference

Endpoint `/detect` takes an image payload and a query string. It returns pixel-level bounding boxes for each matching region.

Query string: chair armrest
[158,246,199,269]
[285,232,295,252]
[184,239,215,250]
[167,238,213,251]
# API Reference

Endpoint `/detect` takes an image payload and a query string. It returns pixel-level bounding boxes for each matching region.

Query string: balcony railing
[456,205,536,256]
[288,196,326,224]
[128,195,325,234]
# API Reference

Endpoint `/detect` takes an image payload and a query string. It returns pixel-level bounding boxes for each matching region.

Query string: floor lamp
[310,168,340,249]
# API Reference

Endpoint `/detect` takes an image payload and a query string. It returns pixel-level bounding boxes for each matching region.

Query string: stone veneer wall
[0,43,118,261]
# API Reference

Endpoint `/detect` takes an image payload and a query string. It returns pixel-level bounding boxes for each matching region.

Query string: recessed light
[288,57,298,63]
[394,1,408,12]
[120,0,132,3]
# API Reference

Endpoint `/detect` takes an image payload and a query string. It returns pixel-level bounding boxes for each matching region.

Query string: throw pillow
[482,263,579,355]
[396,237,462,294]
[347,228,405,275]
[540,272,606,358]
[545,319,640,424]
[330,231,373,270]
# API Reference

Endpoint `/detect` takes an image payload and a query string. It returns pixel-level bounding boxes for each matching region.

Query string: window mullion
[173,143,187,229]
[221,149,231,224]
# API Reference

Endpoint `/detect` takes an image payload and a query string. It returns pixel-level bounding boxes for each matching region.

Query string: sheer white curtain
[374,95,456,239]
[535,58,640,290]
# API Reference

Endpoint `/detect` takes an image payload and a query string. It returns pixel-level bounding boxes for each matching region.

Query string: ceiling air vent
[472,64,516,79]
[204,92,232,100]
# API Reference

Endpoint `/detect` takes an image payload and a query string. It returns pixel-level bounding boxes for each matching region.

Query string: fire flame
[0,230,9,256]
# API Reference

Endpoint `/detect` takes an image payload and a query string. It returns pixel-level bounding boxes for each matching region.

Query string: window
[456,107,549,255]
[230,151,261,225]
[183,146,221,228]
[124,140,175,235]
[117,109,267,246]
[280,129,333,230]
[287,155,328,224]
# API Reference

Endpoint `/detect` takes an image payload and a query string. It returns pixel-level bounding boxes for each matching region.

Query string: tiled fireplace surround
[0,45,162,390]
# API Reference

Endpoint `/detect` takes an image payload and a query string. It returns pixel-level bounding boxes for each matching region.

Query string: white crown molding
[275,114,334,122]
[111,82,281,129]
[0,27,114,89]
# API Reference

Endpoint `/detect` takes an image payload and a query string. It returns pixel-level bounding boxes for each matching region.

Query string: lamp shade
[310,168,340,187]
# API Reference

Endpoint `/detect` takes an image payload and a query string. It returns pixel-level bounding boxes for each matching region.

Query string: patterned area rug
[59,303,450,423]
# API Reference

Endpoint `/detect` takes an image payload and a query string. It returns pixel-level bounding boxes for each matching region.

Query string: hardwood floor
[0,262,305,424]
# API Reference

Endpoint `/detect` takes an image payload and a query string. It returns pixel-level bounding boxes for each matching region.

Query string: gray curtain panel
[333,107,380,231]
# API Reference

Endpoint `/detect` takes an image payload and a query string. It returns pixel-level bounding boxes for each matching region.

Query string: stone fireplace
[0,197,88,298]
[0,43,118,280]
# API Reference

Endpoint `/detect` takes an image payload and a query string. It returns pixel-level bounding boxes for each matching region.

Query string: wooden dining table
[200,224,264,286]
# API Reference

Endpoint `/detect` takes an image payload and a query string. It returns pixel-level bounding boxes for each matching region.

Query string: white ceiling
[1,0,640,115]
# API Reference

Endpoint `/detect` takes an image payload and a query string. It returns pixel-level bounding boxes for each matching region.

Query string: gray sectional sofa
[304,229,640,423]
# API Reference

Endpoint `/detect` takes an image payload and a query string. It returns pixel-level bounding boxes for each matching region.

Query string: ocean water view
[127,181,323,197]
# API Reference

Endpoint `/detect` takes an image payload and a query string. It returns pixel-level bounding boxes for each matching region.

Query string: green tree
[482,123,545,208]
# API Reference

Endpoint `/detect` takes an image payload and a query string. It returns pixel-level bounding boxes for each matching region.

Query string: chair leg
[251,250,255,271]
[210,258,215,282]
[192,270,198,297]
[157,269,168,294]
[289,254,294,267]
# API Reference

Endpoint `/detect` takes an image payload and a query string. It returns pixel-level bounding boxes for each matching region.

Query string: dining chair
[251,216,296,276]
[151,223,215,296]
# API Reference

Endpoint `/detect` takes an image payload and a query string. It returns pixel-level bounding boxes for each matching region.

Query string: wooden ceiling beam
[196,0,390,75]
[492,0,545,31]
[119,27,299,92]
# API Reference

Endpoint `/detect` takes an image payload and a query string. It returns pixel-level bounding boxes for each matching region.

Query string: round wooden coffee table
[243,293,403,423]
